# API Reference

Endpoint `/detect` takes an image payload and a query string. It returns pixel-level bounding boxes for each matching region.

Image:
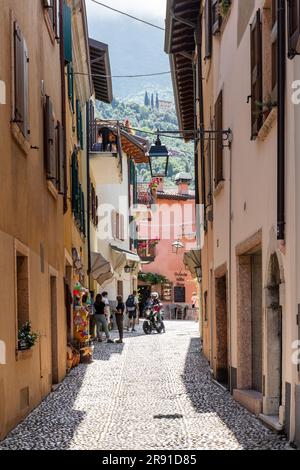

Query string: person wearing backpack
[126,290,139,332]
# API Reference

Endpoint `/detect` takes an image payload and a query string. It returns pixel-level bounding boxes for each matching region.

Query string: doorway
[50,275,58,385]
[264,253,283,417]
[237,248,263,392]
[215,274,229,386]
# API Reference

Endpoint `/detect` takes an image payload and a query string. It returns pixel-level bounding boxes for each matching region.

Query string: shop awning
[110,245,141,274]
[183,249,201,278]
[90,252,114,286]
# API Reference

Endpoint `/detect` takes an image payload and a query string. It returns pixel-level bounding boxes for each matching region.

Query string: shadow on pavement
[182,337,288,450]
[0,365,88,450]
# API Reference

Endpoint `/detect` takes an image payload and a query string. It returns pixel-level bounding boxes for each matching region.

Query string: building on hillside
[165,0,300,446]
[137,174,197,317]
[158,100,174,112]
[0,0,65,440]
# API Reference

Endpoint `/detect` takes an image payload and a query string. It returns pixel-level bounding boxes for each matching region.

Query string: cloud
[86,0,166,23]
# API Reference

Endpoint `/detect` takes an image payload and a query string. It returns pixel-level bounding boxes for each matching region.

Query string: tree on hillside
[156,93,159,110]
[144,91,150,107]
[151,93,154,109]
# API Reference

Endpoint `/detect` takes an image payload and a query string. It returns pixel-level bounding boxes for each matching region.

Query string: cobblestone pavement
[0,321,292,450]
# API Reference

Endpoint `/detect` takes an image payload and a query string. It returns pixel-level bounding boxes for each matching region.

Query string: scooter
[143,304,166,335]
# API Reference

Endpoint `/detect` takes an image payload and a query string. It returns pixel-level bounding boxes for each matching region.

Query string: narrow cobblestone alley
[0,322,291,451]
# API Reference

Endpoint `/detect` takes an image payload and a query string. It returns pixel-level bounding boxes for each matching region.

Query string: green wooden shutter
[67,63,74,111]
[63,1,72,63]
[44,96,56,180]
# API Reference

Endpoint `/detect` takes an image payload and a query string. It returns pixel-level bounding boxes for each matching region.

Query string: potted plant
[18,321,38,351]
[255,96,277,117]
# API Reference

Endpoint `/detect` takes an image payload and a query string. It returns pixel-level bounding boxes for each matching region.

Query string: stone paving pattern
[0,322,291,450]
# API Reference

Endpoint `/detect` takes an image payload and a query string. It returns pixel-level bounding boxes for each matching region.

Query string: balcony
[137,240,158,263]
[89,119,123,184]
[137,183,156,207]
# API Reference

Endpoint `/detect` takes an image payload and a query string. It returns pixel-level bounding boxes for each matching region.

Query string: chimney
[175,172,192,195]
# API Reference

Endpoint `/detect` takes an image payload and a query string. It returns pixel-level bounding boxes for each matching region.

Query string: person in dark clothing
[115,295,125,343]
[94,294,113,343]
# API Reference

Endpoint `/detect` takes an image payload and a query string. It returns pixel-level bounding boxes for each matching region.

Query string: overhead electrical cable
[90,0,165,31]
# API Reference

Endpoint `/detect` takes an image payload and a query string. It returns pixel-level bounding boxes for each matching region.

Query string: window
[205,0,213,58]
[214,90,223,186]
[250,10,263,140]
[67,63,74,111]
[271,0,278,99]
[117,281,123,298]
[44,95,56,181]
[288,0,300,59]
[16,251,29,328]
[44,96,65,194]
[63,1,72,63]
[13,21,29,138]
[71,152,85,235]
[204,291,208,322]
[90,182,98,227]
[111,211,125,240]
[174,286,186,303]
[43,0,60,39]
[76,99,83,149]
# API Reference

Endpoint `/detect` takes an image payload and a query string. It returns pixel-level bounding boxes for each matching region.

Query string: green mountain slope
[96,96,194,188]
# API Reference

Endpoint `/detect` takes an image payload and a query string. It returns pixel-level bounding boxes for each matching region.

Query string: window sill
[213,180,225,197]
[47,180,59,200]
[257,107,277,142]
[16,349,33,361]
[11,122,30,156]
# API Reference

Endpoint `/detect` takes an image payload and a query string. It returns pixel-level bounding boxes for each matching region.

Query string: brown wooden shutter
[214,90,223,186]
[212,0,222,35]
[250,9,263,140]
[57,121,65,194]
[205,0,212,58]
[44,96,56,180]
[14,22,25,132]
[288,0,300,59]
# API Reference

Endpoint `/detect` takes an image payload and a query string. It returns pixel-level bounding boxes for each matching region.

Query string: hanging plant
[138,272,170,285]
[219,0,231,18]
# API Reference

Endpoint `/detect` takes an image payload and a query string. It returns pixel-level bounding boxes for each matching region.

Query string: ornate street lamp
[124,264,132,274]
[195,266,202,283]
[172,240,184,255]
[149,130,169,178]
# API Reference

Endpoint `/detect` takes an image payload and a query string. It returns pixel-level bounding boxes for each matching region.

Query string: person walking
[115,295,125,343]
[126,290,139,332]
[94,294,114,343]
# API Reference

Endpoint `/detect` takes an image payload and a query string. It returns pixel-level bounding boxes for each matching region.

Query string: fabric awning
[110,245,141,274]
[91,252,114,286]
[183,249,201,278]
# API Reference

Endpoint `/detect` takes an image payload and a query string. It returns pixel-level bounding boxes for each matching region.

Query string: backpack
[126,295,135,309]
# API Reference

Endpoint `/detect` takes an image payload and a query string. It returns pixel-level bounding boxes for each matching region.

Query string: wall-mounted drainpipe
[195,18,206,232]
[86,102,92,287]
[59,1,68,214]
[277,0,286,242]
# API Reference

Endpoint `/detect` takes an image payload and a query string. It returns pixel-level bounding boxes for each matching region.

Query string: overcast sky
[86,0,167,25]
